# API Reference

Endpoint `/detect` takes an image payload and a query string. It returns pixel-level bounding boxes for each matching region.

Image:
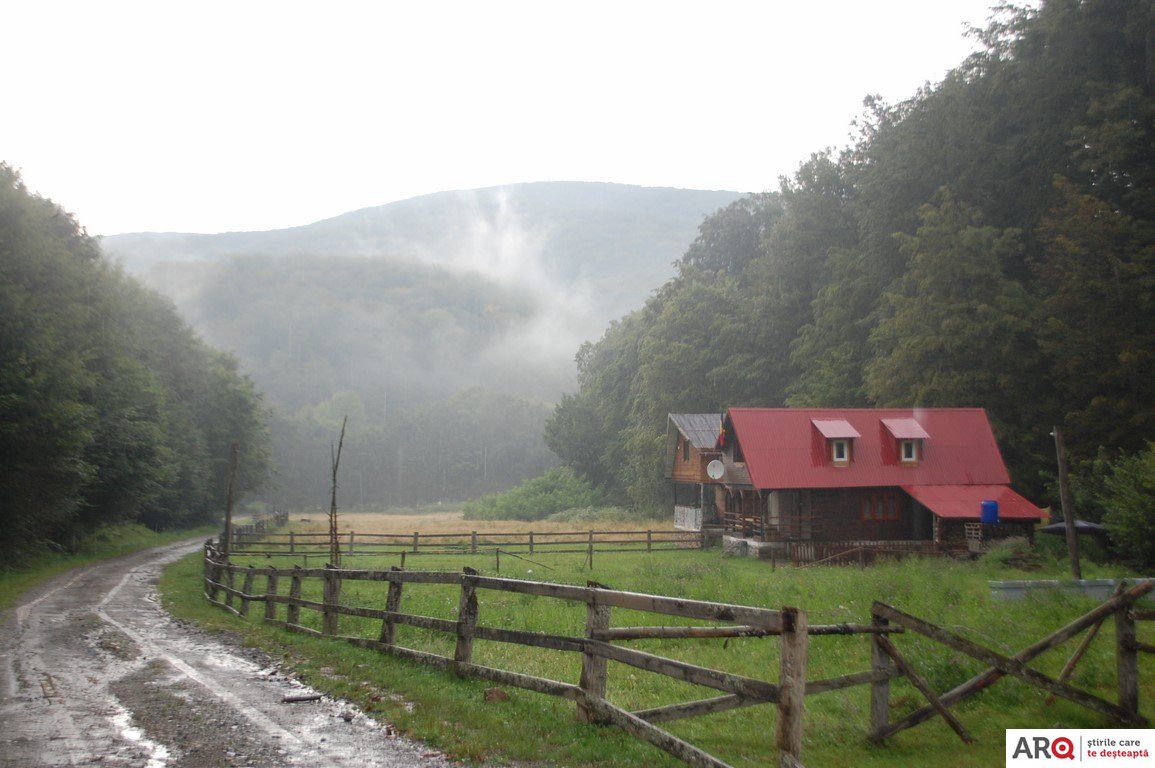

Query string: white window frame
[900,439,919,463]
[831,439,850,464]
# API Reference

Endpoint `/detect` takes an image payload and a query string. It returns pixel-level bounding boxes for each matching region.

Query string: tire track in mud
[0,542,454,767]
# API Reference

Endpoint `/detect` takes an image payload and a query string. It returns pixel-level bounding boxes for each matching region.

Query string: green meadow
[160,533,1155,767]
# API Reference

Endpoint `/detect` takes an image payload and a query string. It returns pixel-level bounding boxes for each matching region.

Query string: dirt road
[0,541,453,767]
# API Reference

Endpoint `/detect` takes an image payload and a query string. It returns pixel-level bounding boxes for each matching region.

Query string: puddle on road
[111,705,170,768]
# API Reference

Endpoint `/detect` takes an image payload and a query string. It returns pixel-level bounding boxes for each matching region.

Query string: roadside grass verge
[161,540,1154,767]
[0,523,217,613]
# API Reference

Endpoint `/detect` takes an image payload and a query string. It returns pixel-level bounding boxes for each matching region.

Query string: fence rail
[226,527,705,558]
[203,540,811,767]
[202,540,1153,767]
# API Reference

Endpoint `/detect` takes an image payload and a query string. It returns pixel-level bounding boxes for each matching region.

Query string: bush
[1099,442,1155,568]
[462,467,605,521]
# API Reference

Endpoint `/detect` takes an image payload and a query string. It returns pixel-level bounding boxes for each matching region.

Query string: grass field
[161,511,1155,767]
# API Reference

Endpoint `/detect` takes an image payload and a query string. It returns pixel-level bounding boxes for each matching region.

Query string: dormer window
[812,418,860,467]
[882,417,930,466]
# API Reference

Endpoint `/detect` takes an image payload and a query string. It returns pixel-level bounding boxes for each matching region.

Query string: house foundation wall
[723,535,936,563]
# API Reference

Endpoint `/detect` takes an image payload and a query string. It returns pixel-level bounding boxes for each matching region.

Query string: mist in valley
[103,182,738,508]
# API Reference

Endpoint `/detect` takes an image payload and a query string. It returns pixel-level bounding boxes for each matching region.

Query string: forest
[5,0,1154,566]
[0,165,270,564]
[101,184,736,509]
[544,0,1155,531]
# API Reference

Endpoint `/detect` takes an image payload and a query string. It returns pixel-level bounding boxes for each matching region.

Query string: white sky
[4,1,1019,236]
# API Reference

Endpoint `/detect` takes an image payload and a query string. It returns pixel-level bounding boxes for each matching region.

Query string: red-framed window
[860,491,900,522]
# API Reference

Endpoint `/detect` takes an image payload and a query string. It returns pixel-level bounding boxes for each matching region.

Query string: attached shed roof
[903,484,1045,521]
[668,413,723,451]
[726,407,1012,490]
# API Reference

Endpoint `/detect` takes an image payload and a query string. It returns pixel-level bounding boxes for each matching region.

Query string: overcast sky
[4,1,1023,236]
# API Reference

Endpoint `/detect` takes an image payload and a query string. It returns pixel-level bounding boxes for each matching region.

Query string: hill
[100,182,741,508]
[104,182,741,347]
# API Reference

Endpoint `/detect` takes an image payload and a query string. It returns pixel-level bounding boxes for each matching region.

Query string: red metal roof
[727,407,1013,490]
[882,417,931,439]
[903,484,1045,520]
[811,419,861,439]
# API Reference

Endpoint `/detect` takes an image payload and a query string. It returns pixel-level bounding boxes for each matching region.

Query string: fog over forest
[103,182,740,508]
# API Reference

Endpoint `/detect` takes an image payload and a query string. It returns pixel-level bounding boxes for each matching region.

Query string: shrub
[462,467,605,521]
[1099,442,1155,568]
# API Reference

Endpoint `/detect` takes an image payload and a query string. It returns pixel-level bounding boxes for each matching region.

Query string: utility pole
[1052,426,1081,580]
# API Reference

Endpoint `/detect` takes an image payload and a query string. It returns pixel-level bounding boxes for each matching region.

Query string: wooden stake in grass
[329,416,347,568]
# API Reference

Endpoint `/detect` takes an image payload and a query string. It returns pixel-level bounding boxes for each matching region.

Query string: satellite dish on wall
[706,460,725,480]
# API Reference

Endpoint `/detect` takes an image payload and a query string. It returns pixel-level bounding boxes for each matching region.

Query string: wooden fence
[202,542,1154,767]
[202,540,881,767]
[225,527,704,560]
[226,509,289,543]
[866,581,1154,743]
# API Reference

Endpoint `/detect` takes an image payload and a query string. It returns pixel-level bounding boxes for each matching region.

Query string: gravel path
[0,541,454,767]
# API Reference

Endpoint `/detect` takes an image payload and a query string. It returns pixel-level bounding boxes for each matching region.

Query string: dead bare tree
[329,416,347,567]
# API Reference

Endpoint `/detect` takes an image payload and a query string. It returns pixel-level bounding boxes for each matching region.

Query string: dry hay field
[288,509,678,537]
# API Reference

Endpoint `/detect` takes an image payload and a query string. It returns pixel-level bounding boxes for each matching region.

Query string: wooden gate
[867,580,1153,743]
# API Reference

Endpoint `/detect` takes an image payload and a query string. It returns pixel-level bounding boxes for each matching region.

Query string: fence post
[586,531,595,569]
[577,582,612,724]
[529,531,535,554]
[647,530,653,552]
[471,531,478,554]
[380,566,404,646]
[1117,599,1139,717]
[349,531,355,554]
[777,606,808,768]
[240,566,255,617]
[869,611,891,738]
[290,531,295,554]
[323,564,341,636]
[413,531,420,553]
[287,566,302,628]
[225,565,236,611]
[203,541,215,600]
[264,569,279,622]
[455,568,480,676]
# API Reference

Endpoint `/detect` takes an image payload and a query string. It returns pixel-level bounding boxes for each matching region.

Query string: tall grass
[162,536,1154,767]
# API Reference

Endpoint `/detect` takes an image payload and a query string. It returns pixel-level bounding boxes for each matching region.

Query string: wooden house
[709,407,1045,561]
[664,413,723,531]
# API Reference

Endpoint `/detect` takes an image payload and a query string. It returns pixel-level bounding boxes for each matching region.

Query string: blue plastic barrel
[981,499,999,524]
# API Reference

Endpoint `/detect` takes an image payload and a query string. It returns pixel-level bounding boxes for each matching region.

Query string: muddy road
[0,541,454,768]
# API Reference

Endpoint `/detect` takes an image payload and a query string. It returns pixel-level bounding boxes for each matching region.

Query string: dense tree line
[545,0,1155,527]
[0,165,270,565]
[173,255,563,508]
[268,386,558,510]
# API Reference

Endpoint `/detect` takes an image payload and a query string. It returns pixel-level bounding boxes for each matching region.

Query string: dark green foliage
[1099,443,1155,568]
[272,387,558,510]
[462,466,604,521]
[546,0,1155,514]
[0,165,270,564]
